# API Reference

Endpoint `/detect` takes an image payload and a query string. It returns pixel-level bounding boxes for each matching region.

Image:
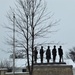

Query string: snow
[17,59,75,68]
[65,59,75,68]
[6,58,75,68]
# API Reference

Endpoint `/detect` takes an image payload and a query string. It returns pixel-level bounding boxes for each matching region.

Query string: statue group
[34,45,63,63]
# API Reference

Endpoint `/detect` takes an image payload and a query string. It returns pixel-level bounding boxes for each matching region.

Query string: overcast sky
[0,0,75,63]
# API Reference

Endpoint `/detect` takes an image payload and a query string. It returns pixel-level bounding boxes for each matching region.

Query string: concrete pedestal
[33,63,73,75]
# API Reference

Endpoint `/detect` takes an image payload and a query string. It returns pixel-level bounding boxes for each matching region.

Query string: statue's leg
[41,56,43,63]
[53,56,55,62]
[59,55,61,62]
[54,56,55,62]
[60,55,62,62]
[48,59,49,63]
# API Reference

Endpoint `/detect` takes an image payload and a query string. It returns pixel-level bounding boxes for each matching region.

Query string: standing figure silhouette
[40,46,44,63]
[46,46,51,63]
[34,47,38,63]
[58,46,63,62]
[52,45,57,63]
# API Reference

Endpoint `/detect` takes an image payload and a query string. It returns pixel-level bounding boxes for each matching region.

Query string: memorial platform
[33,62,73,75]
[33,62,66,65]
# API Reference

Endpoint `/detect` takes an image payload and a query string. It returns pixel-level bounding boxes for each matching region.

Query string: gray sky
[47,0,75,49]
[0,0,75,62]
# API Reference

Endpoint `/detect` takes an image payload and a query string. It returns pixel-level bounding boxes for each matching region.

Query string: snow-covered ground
[9,58,75,68]
[65,59,75,68]
[1,58,75,68]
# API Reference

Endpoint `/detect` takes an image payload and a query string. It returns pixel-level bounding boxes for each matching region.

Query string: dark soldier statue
[34,47,38,63]
[46,46,51,63]
[58,46,63,62]
[40,46,44,63]
[52,45,57,63]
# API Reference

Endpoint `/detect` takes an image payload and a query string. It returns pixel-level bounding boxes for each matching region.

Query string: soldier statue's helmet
[41,46,43,48]
[48,46,50,48]
[60,46,62,48]
[54,45,56,48]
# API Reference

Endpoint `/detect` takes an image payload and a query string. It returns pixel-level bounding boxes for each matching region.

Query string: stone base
[33,64,73,75]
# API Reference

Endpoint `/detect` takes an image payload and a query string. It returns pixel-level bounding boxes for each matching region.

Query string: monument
[33,46,73,75]
[33,64,73,75]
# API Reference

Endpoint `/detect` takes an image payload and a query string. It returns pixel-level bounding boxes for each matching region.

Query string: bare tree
[6,0,58,75]
[66,47,75,62]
